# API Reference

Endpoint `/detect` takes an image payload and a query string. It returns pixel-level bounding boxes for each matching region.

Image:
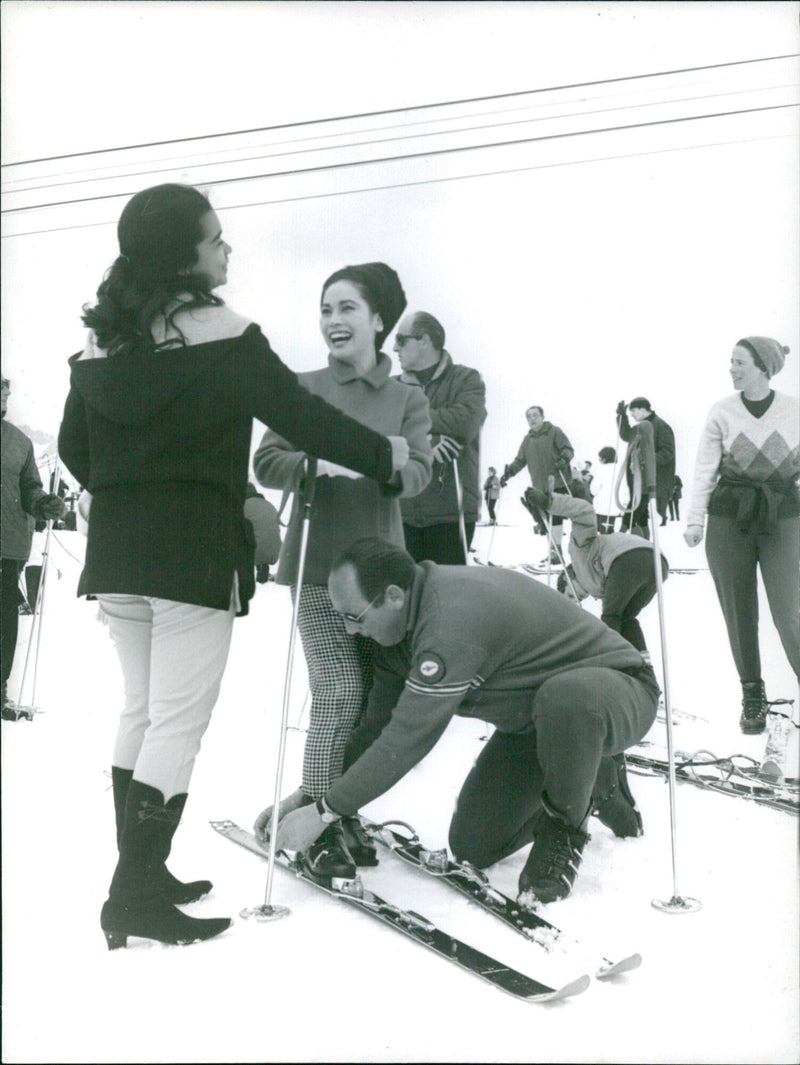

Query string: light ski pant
[448,666,658,868]
[98,593,235,800]
[705,514,800,683]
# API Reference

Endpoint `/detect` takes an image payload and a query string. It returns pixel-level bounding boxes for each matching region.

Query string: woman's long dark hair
[82,184,222,357]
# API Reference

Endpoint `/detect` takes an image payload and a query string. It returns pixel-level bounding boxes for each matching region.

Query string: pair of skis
[626,745,799,816]
[211,817,640,1003]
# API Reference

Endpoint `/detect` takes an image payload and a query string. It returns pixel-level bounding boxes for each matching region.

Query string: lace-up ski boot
[592,755,643,838]
[517,799,590,905]
[112,767,212,904]
[740,680,768,735]
[300,824,358,886]
[339,816,379,866]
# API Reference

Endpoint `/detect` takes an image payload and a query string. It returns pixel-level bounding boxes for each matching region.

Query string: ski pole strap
[635,420,657,499]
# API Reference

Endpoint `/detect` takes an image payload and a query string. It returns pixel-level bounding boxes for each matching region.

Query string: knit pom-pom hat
[736,337,790,378]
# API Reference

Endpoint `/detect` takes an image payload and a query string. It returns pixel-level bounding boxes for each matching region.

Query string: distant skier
[258,536,659,906]
[483,466,501,524]
[499,405,575,564]
[1,376,66,719]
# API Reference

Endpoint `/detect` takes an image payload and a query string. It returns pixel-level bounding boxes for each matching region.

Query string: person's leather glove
[524,486,550,510]
[616,400,627,417]
[35,494,67,521]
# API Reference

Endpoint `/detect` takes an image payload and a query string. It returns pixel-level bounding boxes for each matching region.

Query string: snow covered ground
[2,522,798,1065]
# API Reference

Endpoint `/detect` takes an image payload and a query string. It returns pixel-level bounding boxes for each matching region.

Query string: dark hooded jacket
[617,408,675,504]
[57,311,395,614]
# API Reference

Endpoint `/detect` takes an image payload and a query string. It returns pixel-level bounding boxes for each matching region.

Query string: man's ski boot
[740,680,768,735]
[339,816,379,867]
[592,755,643,837]
[299,824,357,887]
[517,799,590,906]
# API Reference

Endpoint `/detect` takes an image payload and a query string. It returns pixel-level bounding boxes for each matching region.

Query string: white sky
[2,1,798,502]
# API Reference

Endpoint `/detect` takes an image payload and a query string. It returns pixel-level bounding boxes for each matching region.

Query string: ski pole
[637,421,700,914]
[606,423,622,532]
[242,455,318,923]
[452,460,471,564]
[16,462,61,717]
[538,475,582,601]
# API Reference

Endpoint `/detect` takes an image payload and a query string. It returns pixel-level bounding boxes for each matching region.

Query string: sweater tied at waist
[712,474,799,534]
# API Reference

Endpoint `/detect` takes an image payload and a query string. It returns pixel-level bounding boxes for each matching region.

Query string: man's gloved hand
[524,486,550,511]
[35,494,67,521]
[431,435,461,464]
[499,464,511,488]
[616,400,627,417]
[253,787,313,842]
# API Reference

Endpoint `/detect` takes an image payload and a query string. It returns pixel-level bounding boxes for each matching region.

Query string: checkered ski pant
[293,584,374,798]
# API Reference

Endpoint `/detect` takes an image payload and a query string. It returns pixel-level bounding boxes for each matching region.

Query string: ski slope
[2,524,798,1064]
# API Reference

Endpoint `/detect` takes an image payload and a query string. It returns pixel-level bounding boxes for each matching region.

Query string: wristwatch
[315,796,342,823]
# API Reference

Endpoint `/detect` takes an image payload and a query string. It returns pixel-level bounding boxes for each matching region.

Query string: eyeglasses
[394,334,422,348]
[334,591,383,625]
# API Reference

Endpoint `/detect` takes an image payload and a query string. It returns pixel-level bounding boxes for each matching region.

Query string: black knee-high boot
[101,780,231,950]
[112,767,212,904]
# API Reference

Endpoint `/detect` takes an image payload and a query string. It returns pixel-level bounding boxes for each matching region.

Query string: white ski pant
[98,594,235,800]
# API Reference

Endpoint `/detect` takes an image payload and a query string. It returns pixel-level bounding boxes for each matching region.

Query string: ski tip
[595,952,643,979]
[531,973,591,1002]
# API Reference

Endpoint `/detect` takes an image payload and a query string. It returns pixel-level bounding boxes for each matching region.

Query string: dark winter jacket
[57,308,397,615]
[617,409,675,504]
[1,420,46,560]
[503,421,574,493]
[397,351,486,526]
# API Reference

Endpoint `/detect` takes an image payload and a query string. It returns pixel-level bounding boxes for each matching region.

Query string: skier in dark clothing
[58,183,412,952]
[1,377,66,718]
[259,536,659,905]
[394,310,486,564]
[668,475,683,521]
[616,397,675,536]
[500,406,575,563]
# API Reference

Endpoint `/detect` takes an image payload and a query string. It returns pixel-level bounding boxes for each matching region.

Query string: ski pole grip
[302,456,318,510]
[636,420,657,497]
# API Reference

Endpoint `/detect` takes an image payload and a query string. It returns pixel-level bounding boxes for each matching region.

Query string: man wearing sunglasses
[393,313,486,564]
[266,536,659,906]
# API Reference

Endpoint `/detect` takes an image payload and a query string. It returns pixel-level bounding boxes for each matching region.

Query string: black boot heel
[104,929,128,951]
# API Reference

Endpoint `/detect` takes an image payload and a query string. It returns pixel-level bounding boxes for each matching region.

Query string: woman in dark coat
[58,184,410,950]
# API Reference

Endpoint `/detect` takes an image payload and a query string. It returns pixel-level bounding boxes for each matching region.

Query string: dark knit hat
[736,337,789,378]
[629,397,651,411]
[321,262,406,350]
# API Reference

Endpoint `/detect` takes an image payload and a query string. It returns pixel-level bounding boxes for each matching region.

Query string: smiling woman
[252,261,433,874]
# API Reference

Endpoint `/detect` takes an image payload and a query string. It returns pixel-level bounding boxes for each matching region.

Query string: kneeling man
[259,537,659,904]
